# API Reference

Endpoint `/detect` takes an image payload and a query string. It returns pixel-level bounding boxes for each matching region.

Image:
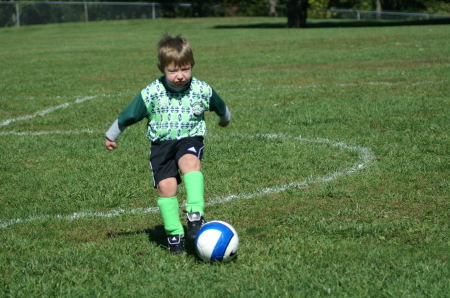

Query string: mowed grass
[1,17,449,296]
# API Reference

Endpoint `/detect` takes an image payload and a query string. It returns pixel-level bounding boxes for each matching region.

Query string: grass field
[1,17,449,296]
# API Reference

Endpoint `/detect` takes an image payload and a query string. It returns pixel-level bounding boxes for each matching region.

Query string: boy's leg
[176,138,205,215]
[157,178,185,253]
[151,139,189,253]
[176,137,206,240]
[157,196,184,236]
[178,153,204,215]
[178,155,205,240]
[157,177,184,236]
[184,170,204,215]
[157,195,185,254]
[184,171,206,240]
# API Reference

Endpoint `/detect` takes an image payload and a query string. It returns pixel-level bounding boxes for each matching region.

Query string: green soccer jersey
[116,76,228,142]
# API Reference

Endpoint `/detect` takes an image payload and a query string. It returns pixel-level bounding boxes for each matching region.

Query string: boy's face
[164,63,192,89]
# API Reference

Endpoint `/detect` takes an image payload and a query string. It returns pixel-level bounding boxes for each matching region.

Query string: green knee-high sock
[157,196,184,235]
[184,171,204,215]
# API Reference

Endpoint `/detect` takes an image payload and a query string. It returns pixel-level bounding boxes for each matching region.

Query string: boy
[104,34,231,254]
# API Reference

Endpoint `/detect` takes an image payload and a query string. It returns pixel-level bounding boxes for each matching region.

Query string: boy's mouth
[169,80,187,88]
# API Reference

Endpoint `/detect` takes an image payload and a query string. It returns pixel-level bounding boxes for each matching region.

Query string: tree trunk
[269,0,277,17]
[376,0,382,20]
[287,0,308,28]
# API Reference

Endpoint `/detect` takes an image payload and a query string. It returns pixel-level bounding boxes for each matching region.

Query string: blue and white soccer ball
[195,220,239,262]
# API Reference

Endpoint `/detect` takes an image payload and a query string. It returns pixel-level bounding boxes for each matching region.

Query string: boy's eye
[166,66,190,73]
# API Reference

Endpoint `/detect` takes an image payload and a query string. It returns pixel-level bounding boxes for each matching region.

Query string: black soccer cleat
[167,234,185,254]
[185,211,206,240]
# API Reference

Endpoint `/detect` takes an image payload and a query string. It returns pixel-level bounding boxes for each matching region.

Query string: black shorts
[149,136,204,188]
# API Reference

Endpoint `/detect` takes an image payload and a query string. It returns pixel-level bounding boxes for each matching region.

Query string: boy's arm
[218,106,231,127]
[105,119,125,150]
[209,89,231,127]
[106,118,127,142]
[105,92,149,149]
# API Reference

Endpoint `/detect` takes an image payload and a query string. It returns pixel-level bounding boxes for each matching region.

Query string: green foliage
[331,0,374,10]
[1,17,449,296]
[423,0,450,14]
[329,0,450,13]
[308,0,331,18]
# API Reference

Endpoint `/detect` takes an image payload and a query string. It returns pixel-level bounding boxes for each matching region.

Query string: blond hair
[157,34,195,72]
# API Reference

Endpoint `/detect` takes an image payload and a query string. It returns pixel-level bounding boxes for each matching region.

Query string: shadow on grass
[107,225,199,257]
[213,18,450,29]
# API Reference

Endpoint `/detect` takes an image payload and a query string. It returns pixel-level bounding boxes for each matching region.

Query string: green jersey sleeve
[118,92,150,127]
[209,88,227,116]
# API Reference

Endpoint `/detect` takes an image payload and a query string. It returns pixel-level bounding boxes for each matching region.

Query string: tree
[269,0,278,17]
[287,0,308,27]
[375,0,382,19]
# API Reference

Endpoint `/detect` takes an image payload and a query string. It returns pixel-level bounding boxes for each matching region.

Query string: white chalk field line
[0,96,98,127]
[0,133,375,229]
[0,130,98,136]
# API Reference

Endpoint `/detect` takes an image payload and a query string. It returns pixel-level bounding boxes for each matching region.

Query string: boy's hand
[105,138,117,151]
[218,121,230,127]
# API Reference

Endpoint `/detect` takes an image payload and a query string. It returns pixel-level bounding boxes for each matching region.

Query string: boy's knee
[178,154,201,174]
[157,178,177,197]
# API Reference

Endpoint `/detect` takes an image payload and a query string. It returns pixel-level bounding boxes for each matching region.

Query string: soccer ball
[195,220,239,262]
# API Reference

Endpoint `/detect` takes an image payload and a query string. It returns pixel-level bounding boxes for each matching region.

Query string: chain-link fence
[0,1,223,27]
[1,1,449,27]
